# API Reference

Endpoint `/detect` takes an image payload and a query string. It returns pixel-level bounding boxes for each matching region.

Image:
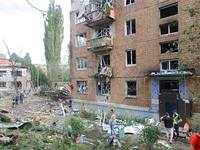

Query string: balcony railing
[87,36,112,52]
[84,2,115,28]
[89,66,113,78]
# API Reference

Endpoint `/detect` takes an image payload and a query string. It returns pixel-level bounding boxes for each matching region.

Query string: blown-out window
[77,57,87,70]
[76,33,87,47]
[160,40,178,54]
[126,81,137,97]
[96,81,110,95]
[76,81,88,94]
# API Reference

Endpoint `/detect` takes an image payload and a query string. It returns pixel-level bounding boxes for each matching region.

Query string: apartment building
[0,59,31,91]
[70,0,200,122]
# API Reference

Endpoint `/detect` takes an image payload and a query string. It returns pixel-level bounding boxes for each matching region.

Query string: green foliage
[139,125,160,150]
[0,113,11,123]
[187,115,200,132]
[44,0,64,87]
[30,122,44,132]
[68,117,85,137]
[177,0,200,102]
[23,52,32,66]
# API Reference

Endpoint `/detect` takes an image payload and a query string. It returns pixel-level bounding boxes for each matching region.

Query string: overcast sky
[0,0,71,64]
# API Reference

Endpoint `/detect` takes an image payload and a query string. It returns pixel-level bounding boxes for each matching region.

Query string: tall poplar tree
[44,0,64,88]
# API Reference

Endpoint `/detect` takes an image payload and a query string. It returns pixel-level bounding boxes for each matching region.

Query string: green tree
[24,52,32,66]
[10,52,19,62]
[43,0,64,88]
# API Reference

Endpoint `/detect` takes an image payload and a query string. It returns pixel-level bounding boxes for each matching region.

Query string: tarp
[0,122,32,130]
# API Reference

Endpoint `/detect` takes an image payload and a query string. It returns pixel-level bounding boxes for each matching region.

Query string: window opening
[11,71,22,77]
[94,26,111,38]
[160,80,179,92]
[125,19,136,35]
[160,60,178,71]
[75,11,85,24]
[126,81,137,97]
[160,40,178,53]
[160,3,178,19]
[76,33,87,47]
[77,81,88,94]
[0,82,6,87]
[0,71,6,77]
[127,50,136,65]
[97,54,110,73]
[77,57,87,70]
[160,22,178,35]
[96,81,110,95]
[125,0,135,5]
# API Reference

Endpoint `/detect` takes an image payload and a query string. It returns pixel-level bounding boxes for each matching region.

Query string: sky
[0,0,71,64]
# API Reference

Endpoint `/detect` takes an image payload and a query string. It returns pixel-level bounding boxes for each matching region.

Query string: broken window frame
[160,40,179,54]
[125,19,136,36]
[96,81,110,95]
[76,81,88,94]
[0,71,7,77]
[125,0,135,6]
[11,81,22,88]
[126,81,137,98]
[160,22,178,35]
[93,25,112,38]
[160,59,179,71]
[11,71,22,77]
[77,57,87,70]
[75,33,87,47]
[96,54,110,73]
[159,3,178,19]
[126,50,136,66]
[75,11,85,24]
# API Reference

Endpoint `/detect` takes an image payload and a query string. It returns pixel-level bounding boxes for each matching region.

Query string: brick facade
[70,0,200,115]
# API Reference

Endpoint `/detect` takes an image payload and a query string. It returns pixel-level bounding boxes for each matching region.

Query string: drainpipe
[185,79,187,100]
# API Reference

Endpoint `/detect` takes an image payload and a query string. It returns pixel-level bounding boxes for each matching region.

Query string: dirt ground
[0,94,191,150]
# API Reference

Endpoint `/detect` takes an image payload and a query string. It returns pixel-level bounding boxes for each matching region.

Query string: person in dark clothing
[12,94,16,108]
[160,112,174,144]
[15,94,19,105]
[173,110,182,141]
[20,92,24,104]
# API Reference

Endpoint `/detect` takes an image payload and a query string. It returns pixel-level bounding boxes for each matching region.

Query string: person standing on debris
[173,110,182,141]
[190,131,200,150]
[15,93,19,105]
[109,109,116,136]
[160,112,174,144]
[20,92,24,104]
[12,94,16,108]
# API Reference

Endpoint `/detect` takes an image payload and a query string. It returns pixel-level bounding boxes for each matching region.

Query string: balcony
[84,1,115,28]
[87,36,112,52]
[89,66,113,78]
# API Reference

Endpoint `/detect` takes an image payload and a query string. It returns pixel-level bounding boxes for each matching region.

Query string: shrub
[187,115,200,132]
[68,117,85,137]
[139,124,160,150]
[0,113,11,123]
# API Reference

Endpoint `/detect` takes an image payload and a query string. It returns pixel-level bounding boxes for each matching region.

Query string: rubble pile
[40,88,71,101]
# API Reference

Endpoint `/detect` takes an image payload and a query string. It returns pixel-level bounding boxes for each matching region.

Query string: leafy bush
[139,124,160,150]
[0,113,11,123]
[187,115,200,132]
[68,117,85,137]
